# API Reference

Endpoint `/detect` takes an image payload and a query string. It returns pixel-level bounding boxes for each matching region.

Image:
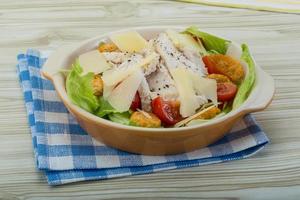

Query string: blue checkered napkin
[17,49,269,186]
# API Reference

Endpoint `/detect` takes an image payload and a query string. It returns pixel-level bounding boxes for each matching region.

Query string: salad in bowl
[66,26,256,128]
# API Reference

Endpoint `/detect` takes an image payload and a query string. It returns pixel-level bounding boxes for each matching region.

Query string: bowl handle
[42,45,76,81]
[243,69,275,113]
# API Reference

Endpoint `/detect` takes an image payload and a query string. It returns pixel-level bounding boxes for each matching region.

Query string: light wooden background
[0,0,300,199]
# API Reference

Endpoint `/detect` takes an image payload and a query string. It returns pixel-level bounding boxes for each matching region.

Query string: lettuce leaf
[95,97,119,117]
[184,26,231,55]
[96,97,131,125]
[232,44,256,109]
[66,60,99,113]
[108,112,131,125]
[66,61,131,126]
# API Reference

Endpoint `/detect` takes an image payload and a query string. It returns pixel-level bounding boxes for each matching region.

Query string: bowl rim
[43,25,274,133]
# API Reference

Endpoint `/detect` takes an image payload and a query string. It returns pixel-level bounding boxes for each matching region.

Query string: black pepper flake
[166,84,169,88]
[170,52,174,56]
[157,93,160,96]
[158,88,161,91]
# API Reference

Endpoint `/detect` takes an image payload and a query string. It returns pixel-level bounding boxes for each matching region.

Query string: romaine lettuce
[96,97,131,125]
[184,26,231,55]
[232,44,256,109]
[95,97,119,117]
[66,60,99,113]
[66,62,131,125]
[108,112,131,125]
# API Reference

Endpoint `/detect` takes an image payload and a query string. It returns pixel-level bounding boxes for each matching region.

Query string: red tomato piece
[130,92,141,111]
[217,82,237,102]
[151,97,181,126]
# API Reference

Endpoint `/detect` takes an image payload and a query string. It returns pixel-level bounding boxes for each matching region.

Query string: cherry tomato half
[217,82,237,102]
[130,92,141,111]
[151,97,181,126]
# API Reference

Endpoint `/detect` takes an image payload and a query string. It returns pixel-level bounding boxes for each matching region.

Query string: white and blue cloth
[17,49,269,186]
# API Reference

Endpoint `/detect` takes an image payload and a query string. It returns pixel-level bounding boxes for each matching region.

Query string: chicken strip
[155,33,205,76]
[102,52,131,65]
[146,61,178,101]
[182,48,207,75]
[141,39,160,76]
[138,77,152,112]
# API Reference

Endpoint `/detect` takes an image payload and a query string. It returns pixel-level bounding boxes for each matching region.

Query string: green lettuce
[232,44,256,110]
[108,112,131,125]
[96,97,132,125]
[95,97,119,117]
[96,97,131,125]
[184,26,231,55]
[66,60,99,113]
[66,61,132,126]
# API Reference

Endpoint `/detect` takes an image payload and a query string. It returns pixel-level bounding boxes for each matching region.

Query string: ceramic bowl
[42,26,274,155]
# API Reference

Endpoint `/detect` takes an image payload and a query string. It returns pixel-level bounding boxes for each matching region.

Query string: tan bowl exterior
[67,102,238,155]
[42,26,275,155]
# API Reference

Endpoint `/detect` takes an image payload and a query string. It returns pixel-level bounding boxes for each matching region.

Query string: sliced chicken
[165,30,207,75]
[141,39,160,76]
[182,48,207,75]
[102,52,131,65]
[155,33,206,76]
[117,53,143,70]
[146,61,178,101]
[103,32,209,114]
[138,77,152,112]
[144,54,159,76]
[102,53,143,87]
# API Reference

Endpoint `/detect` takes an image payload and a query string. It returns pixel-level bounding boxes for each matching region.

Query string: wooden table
[1,0,300,199]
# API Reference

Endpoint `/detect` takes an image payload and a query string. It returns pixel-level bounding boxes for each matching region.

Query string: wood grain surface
[0,0,300,199]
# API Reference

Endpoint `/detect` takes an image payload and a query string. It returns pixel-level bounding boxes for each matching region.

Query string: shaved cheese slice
[166,29,205,53]
[170,67,199,117]
[189,72,218,106]
[102,53,157,86]
[226,42,249,75]
[103,83,114,99]
[110,31,148,53]
[226,42,242,60]
[102,65,139,87]
[78,50,111,74]
[108,70,143,112]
